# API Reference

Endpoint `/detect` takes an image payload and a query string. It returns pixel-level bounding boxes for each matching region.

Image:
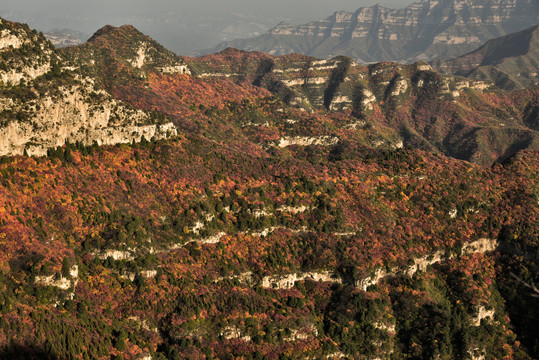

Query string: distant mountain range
[208,0,539,63]
[2,16,535,165]
[431,24,539,90]
[44,29,89,48]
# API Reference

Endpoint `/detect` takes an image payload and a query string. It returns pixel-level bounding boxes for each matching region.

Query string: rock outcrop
[261,271,342,290]
[258,238,500,291]
[471,306,495,326]
[0,82,177,156]
[277,136,339,148]
[34,265,79,291]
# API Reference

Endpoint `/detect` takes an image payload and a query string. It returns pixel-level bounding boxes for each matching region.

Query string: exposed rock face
[277,136,339,148]
[283,324,319,342]
[277,205,311,214]
[261,271,342,289]
[471,306,495,326]
[373,321,396,334]
[221,326,252,341]
[96,249,135,261]
[357,88,377,111]
[0,28,25,50]
[209,0,539,63]
[0,18,54,86]
[0,82,177,156]
[158,64,191,75]
[140,270,158,278]
[34,265,79,291]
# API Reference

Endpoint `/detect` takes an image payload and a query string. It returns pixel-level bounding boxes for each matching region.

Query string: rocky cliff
[0,80,177,156]
[208,0,539,63]
[0,18,55,86]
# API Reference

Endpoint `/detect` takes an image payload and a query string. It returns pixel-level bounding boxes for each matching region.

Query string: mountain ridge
[187,48,539,165]
[207,0,539,63]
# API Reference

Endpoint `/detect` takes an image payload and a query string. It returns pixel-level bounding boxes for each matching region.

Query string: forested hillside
[0,18,538,360]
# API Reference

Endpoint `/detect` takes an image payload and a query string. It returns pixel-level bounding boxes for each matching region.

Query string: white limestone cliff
[0,82,177,156]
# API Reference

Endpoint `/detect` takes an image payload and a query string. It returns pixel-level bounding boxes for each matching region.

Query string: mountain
[1,18,539,360]
[431,25,539,90]
[0,18,177,156]
[61,24,191,80]
[62,23,539,166]
[59,25,269,141]
[44,29,89,48]
[208,0,539,64]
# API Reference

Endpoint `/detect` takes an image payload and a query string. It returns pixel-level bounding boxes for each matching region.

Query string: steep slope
[0,18,177,156]
[432,25,539,90]
[207,0,539,64]
[60,26,265,125]
[0,116,538,360]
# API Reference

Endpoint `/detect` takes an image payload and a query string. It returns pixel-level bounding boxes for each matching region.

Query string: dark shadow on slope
[495,256,539,358]
[0,343,61,360]
[496,133,534,164]
[323,57,352,109]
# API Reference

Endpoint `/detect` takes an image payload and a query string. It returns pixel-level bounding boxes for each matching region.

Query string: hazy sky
[1,0,413,16]
[1,0,415,54]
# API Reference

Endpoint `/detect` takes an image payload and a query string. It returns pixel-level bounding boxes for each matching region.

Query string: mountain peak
[87,24,117,42]
[87,24,144,43]
[61,23,191,81]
